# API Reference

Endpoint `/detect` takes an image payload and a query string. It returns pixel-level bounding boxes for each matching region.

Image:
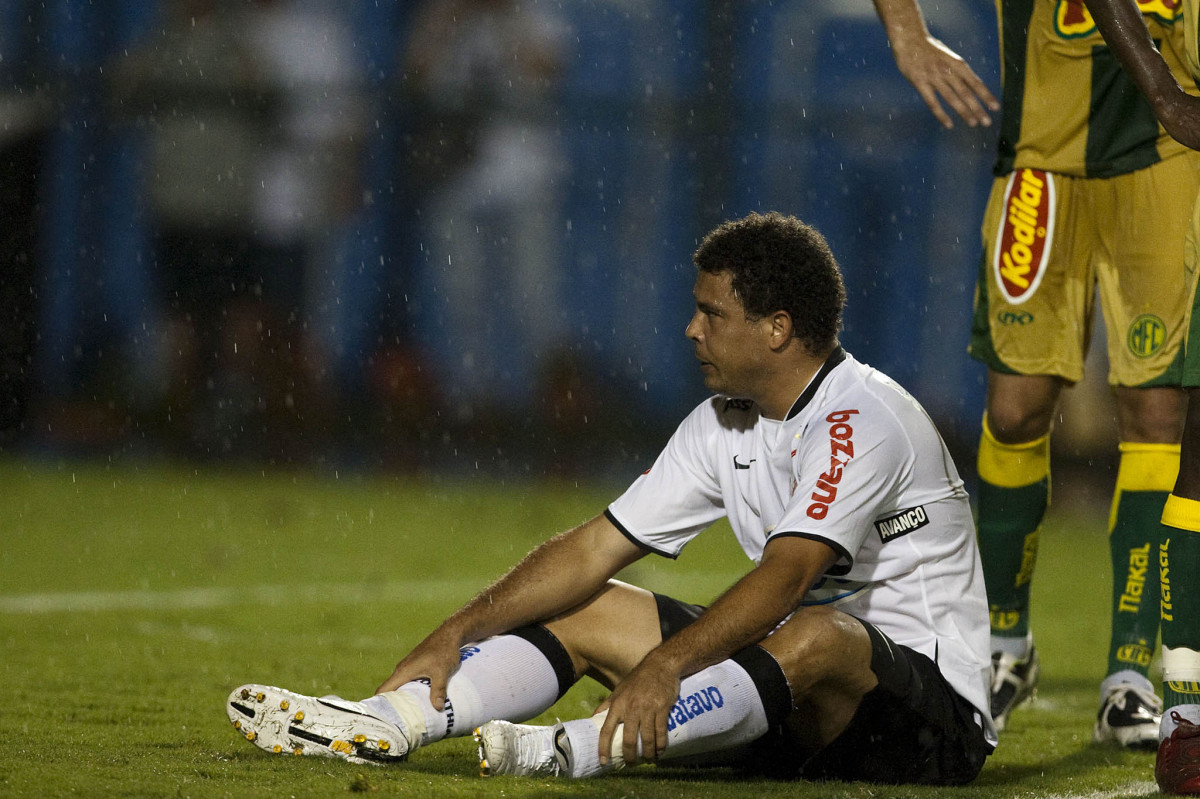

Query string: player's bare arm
[596,535,837,766]
[1085,0,1200,150]
[871,0,1000,128]
[376,514,646,705]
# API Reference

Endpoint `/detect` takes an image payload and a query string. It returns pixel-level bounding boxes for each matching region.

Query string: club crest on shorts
[993,169,1054,305]
[1127,314,1167,358]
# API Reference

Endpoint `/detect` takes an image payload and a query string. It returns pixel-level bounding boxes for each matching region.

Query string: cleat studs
[279,700,289,711]
[294,711,305,722]
[293,747,303,756]
[245,731,256,742]
[378,740,390,751]
[480,759,492,777]
[473,727,483,742]
[272,745,282,753]
[255,692,265,702]
[240,688,250,700]
[353,734,366,744]
[233,720,242,730]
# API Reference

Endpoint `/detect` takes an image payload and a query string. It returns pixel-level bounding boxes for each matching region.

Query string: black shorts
[654,593,994,786]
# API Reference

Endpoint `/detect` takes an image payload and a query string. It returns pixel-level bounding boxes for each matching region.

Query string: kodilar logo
[993,169,1054,305]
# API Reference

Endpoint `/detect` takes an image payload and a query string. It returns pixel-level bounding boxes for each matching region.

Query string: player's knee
[763,607,872,689]
[541,580,661,683]
[985,405,1052,445]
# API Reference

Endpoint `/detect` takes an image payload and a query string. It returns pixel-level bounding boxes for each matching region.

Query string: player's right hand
[375,629,463,709]
[891,34,999,129]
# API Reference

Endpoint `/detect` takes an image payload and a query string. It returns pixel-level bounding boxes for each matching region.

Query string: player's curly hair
[692,212,846,356]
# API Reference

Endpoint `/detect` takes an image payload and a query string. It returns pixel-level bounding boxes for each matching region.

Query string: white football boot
[475,720,568,777]
[226,684,412,764]
[1094,682,1162,749]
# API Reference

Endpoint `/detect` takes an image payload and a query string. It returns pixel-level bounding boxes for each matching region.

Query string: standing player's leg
[1097,386,1183,748]
[1097,156,1200,755]
[1155,198,1200,794]
[967,169,1086,731]
[975,371,1059,730]
[1158,391,1200,793]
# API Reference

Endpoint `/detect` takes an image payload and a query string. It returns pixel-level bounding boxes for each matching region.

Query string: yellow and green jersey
[996,0,1200,177]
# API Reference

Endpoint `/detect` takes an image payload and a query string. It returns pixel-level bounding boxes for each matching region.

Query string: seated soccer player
[227,212,997,785]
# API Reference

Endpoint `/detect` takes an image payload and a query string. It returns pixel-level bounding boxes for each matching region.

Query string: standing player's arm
[375,513,646,706]
[1086,0,1200,150]
[871,0,1000,129]
[596,534,837,766]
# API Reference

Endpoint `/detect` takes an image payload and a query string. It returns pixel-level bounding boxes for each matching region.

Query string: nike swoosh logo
[733,456,756,470]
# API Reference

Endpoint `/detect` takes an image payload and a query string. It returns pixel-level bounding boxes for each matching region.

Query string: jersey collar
[785,346,847,421]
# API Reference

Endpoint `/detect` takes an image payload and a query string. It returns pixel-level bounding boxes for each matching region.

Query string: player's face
[685,270,774,397]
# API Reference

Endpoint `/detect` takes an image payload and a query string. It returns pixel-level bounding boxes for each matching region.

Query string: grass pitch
[0,458,1159,797]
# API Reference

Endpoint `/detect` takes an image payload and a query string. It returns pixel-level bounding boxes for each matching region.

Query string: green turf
[0,458,1160,797]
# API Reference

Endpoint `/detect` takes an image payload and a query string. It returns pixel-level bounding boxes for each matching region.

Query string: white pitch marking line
[0,579,473,614]
[0,571,743,614]
[1035,783,1158,799]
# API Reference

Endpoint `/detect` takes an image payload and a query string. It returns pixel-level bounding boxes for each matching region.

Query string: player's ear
[767,310,794,351]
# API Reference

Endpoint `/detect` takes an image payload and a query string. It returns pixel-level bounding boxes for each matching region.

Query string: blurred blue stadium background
[0,0,1001,476]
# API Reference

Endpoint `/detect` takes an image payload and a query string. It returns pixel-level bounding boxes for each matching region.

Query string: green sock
[1106,491,1164,677]
[1160,502,1200,710]
[977,478,1048,639]
[975,419,1051,643]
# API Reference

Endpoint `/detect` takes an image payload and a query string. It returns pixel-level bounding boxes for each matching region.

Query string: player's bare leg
[976,371,1061,729]
[228,579,663,766]
[481,602,880,779]
[542,580,665,688]
[757,605,878,754]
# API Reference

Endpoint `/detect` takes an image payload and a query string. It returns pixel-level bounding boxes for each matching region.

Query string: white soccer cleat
[990,646,1039,732]
[475,720,567,777]
[1094,682,1162,750]
[226,684,412,765]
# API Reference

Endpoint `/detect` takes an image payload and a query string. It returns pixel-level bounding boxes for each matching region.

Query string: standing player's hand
[890,34,1000,129]
[595,658,681,766]
[1158,91,1200,152]
[375,628,463,710]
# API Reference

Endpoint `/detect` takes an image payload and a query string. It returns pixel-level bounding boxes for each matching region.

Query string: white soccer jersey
[607,348,997,745]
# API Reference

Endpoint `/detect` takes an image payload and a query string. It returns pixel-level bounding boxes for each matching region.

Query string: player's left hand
[891,34,1000,129]
[595,658,681,766]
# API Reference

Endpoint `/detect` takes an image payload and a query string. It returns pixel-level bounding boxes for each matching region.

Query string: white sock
[991,632,1032,659]
[560,658,772,778]
[362,634,563,746]
[1099,669,1155,702]
[660,659,772,760]
[1162,645,1200,739]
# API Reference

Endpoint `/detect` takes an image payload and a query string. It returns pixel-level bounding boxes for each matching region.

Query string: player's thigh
[970,170,1094,382]
[794,619,992,786]
[541,579,662,688]
[1099,152,1200,389]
